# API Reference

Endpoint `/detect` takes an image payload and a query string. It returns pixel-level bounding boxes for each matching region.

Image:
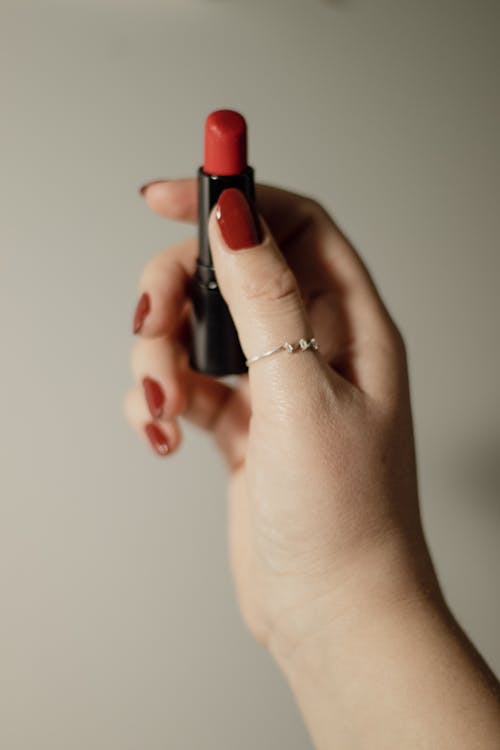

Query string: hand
[125,178,436,656]
[126,179,500,749]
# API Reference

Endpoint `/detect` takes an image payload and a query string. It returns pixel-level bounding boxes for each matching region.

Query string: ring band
[245,337,318,367]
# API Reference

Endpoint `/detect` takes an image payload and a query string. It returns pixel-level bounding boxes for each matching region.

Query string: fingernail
[142,376,165,419]
[215,188,261,250]
[144,422,169,456]
[139,179,169,196]
[133,292,150,334]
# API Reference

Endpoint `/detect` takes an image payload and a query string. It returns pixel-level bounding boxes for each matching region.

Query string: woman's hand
[125,178,435,655]
[125,179,500,749]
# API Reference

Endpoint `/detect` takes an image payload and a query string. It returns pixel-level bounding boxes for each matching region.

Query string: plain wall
[1,1,499,748]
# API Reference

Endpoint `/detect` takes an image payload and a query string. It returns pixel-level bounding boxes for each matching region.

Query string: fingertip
[142,181,171,211]
[208,194,268,256]
[132,292,151,335]
[139,179,169,196]
[143,373,188,423]
[144,418,182,457]
[140,178,198,222]
[125,382,183,457]
[130,337,189,421]
[132,291,175,340]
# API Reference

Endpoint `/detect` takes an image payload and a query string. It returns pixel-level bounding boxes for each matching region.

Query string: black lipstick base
[188,166,256,377]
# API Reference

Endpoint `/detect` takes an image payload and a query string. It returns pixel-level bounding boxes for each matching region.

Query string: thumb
[208,188,323,399]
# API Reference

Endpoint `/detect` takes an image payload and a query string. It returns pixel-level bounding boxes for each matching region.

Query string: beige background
[1,1,499,748]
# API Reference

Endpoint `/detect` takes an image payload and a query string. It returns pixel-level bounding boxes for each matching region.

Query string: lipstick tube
[189,110,257,376]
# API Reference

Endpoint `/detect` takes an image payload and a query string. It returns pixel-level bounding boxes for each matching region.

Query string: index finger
[141,178,315,246]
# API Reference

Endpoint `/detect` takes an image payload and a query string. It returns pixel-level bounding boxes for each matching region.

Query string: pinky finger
[124,386,182,457]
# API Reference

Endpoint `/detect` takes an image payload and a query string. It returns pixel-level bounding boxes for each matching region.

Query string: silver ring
[245,337,318,367]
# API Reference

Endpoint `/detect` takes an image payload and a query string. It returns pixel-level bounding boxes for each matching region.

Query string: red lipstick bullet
[189,109,260,376]
[203,110,248,176]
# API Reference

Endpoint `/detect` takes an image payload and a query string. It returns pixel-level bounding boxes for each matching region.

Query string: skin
[125,178,500,748]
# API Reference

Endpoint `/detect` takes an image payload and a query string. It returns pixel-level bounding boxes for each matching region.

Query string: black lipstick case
[188,165,256,377]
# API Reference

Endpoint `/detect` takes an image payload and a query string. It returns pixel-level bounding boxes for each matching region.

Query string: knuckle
[302,196,324,215]
[242,265,298,305]
[300,196,330,223]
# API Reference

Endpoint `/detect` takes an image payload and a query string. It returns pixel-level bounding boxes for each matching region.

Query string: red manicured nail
[142,376,165,419]
[215,188,261,250]
[144,422,169,456]
[139,179,169,196]
[133,292,150,334]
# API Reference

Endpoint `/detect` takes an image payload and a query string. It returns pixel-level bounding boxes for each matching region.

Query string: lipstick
[189,109,260,376]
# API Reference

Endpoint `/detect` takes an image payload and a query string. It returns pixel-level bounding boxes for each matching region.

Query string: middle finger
[132,235,197,339]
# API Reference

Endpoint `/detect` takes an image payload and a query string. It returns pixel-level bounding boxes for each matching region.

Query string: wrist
[268,528,442,677]
[268,536,500,750]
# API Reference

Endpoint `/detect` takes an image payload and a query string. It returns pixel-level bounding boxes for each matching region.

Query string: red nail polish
[215,188,261,250]
[139,179,169,196]
[144,422,169,456]
[133,292,150,334]
[142,377,165,419]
